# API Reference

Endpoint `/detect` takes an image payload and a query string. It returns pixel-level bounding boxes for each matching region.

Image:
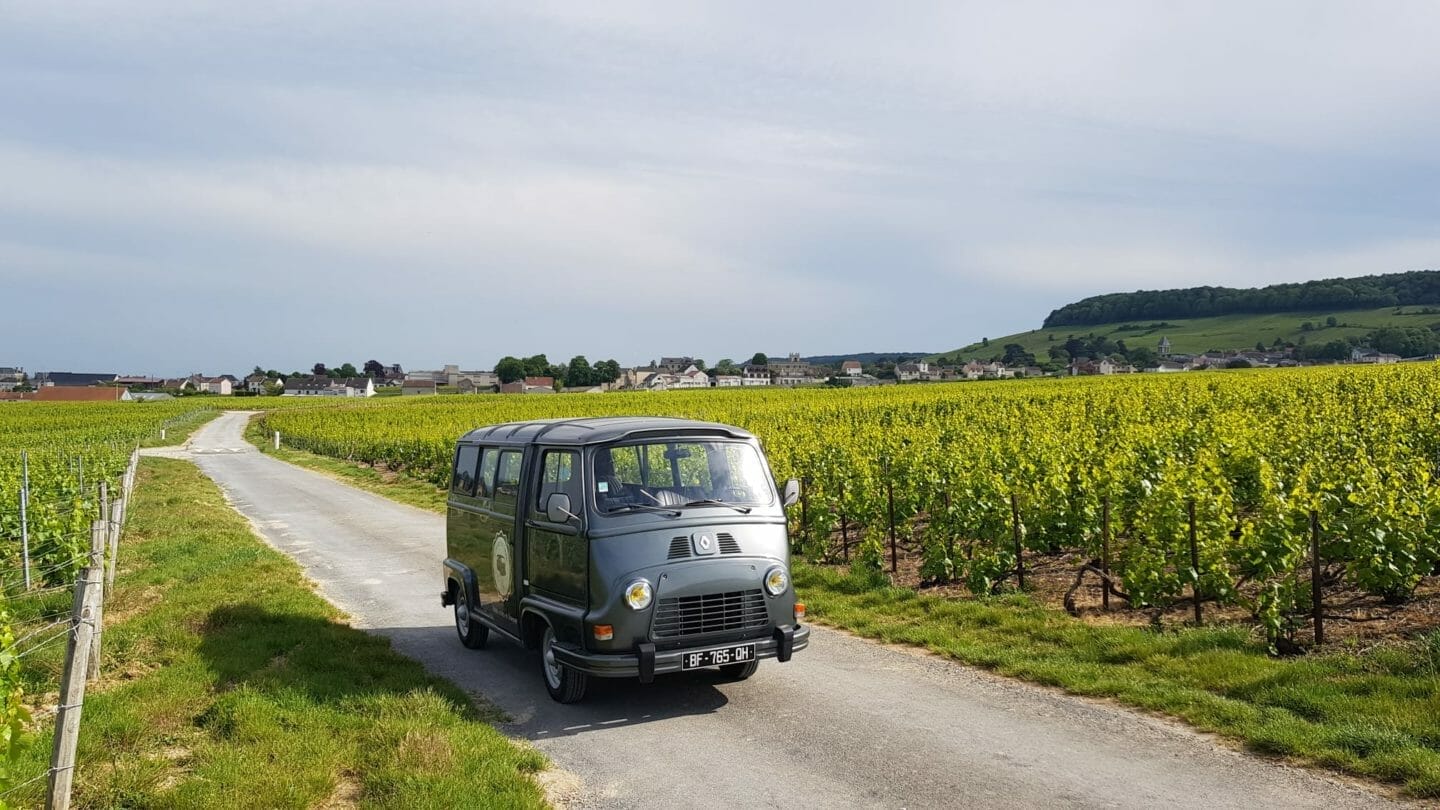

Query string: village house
[641,365,710,391]
[895,361,931,382]
[32,372,118,388]
[500,376,556,394]
[1351,348,1401,364]
[0,367,25,392]
[402,379,438,396]
[655,357,696,374]
[841,360,862,377]
[741,363,772,386]
[713,374,743,387]
[198,376,233,395]
[285,376,374,397]
[244,374,275,394]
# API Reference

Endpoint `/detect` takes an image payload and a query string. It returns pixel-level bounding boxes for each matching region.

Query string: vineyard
[0,400,212,803]
[258,365,1440,648]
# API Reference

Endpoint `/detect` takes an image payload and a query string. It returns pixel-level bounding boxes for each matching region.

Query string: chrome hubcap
[455,597,469,634]
[543,630,562,689]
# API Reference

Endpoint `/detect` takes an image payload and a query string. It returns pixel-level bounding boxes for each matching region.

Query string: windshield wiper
[682,499,752,514]
[605,503,682,517]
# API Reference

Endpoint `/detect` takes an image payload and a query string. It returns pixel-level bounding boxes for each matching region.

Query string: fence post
[839,480,849,563]
[1188,499,1202,625]
[1311,510,1324,646]
[886,461,897,574]
[943,487,954,578]
[86,520,107,681]
[1010,493,1025,590]
[20,450,31,590]
[48,567,99,810]
[274,430,281,450]
[106,492,121,590]
[799,477,810,555]
[1101,495,1111,611]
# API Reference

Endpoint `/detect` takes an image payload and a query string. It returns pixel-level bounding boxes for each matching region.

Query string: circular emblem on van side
[493,532,513,598]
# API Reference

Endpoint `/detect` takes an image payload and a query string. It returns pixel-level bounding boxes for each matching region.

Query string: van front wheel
[454,586,488,649]
[719,660,759,680]
[541,626,588,703]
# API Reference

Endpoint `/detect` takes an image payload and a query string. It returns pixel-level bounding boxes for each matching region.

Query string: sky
[3,1,1439,376]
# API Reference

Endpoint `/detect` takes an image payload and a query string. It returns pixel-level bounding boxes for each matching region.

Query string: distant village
[0,336,1431,401]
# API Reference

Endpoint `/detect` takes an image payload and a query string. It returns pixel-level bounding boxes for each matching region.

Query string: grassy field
[936,305,1440,359]
[8,458,545,809]
[248,420,1440,798]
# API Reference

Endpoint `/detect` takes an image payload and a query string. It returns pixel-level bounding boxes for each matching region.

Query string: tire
[454,584,489,649]
[718,659,759,680]
[541,626,588,703]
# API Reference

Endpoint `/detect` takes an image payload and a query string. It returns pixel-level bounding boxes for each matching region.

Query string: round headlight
[764,566,789,597]
[623,579,653,610]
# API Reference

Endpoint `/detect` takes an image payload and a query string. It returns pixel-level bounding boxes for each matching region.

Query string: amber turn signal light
[592,624,614,641]
[793,603,806,621]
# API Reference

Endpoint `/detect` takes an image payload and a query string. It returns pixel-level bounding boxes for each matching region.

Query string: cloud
[2,2,1439,372]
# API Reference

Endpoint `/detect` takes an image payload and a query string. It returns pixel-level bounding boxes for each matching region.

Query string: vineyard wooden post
[274,430,281,450]
[20,449,31,590]
[943,487,954,581]
[1188,499,1202,625]
[1310,510,1324,646]
[87,520,107,682]
[885,461,897,574]
[1010,493,1025,590]
[106,486,121,590]
[1101,496,1111,611]
[799,476,810,556]
[839,481,849,563]
[48,566,99,810]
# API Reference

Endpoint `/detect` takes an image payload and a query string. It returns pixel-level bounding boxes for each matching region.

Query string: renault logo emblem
[699,534,712,550]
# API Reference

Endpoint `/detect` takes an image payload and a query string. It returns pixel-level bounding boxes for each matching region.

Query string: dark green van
[441,417,809,703]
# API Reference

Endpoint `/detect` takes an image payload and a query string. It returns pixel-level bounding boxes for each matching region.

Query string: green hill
[935,306,1440,362]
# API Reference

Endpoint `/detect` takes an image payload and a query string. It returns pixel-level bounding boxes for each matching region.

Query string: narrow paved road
[172,412,1396,808]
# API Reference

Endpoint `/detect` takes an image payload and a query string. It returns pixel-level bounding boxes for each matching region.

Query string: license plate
[680,643,756,670]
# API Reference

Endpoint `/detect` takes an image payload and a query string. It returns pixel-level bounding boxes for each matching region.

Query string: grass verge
[243,414,446,513]
[797,565,1440,798]
[10,458,544,808]
[230,420,1440,798]
[137,408,221,448]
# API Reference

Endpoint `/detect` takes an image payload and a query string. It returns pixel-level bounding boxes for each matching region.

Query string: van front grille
[667,536,691,559]
[651,589,769,639]
[667,533,742,560]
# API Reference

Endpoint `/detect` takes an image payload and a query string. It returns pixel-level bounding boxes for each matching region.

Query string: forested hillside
[1044,270,1440,328]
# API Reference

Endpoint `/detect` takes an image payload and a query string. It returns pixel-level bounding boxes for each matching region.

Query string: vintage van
[442,417,809,703]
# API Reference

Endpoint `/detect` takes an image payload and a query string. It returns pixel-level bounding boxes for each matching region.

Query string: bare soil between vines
[814,531,1440,649]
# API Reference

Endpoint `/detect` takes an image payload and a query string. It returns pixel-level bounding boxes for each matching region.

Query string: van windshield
[592,440,774,513]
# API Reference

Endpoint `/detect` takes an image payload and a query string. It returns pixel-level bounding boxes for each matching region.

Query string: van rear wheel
[719,660,759,680]
[454,586,488,649]
[541,626,588,703]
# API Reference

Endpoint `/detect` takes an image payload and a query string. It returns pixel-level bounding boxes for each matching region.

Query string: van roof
[458,416,755,446]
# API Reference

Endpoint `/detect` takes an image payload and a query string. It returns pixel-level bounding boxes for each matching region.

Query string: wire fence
[0,447,138,809]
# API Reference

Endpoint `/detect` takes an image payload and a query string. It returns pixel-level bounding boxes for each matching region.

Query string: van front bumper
[551,625,809,682]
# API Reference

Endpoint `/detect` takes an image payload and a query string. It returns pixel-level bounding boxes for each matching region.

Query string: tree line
[1043,270,1440,327]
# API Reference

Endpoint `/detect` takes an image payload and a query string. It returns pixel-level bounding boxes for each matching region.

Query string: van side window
[492,450,524,515]
[535,450,581,513]
[451,445,480,495]
[477,448,500,499]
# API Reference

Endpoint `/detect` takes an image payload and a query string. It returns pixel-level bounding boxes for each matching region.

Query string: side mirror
[546,493,578,523]
[782,478,800,508]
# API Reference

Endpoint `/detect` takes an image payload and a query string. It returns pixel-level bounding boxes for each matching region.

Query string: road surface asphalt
[160,412,1399,808]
